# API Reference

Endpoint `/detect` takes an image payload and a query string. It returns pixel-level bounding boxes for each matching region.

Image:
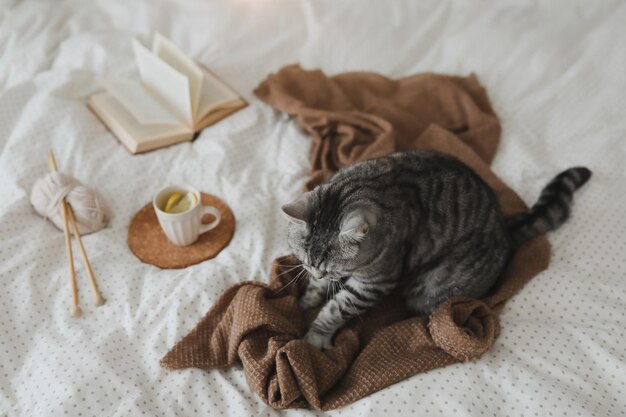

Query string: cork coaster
[128,193,235,269]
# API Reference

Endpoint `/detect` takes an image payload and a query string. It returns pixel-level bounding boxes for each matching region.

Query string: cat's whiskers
[273,263,303,279]
[331,281,342,314]
[325,279,331,304]
[274,273,301,295]
[276,261,302,267]
[275,268,308,294]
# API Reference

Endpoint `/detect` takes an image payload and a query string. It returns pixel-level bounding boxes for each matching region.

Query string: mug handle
[198,206,221,234]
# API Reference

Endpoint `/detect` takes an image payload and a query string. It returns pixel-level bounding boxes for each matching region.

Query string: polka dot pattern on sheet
[1,1,625,416]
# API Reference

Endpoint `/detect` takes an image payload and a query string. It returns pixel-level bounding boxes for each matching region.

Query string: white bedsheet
[1,1,625,416]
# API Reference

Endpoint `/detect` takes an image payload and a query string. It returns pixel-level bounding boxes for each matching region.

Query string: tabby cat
[282,150,591,350]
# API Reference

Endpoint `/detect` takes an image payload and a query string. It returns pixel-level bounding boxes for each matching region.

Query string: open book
[88,34,246,154]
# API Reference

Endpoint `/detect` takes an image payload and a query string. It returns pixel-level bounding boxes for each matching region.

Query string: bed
[1,1,624,416]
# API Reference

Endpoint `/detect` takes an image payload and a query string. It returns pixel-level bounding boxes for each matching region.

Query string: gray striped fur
[506,167,592,247]
[282,150,591,349]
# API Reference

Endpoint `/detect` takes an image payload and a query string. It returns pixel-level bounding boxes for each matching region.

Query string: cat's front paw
[298,296,318,311]
[303,329,333,350]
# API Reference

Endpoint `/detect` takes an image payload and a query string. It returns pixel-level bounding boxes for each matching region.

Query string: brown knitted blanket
[161,65,551,410]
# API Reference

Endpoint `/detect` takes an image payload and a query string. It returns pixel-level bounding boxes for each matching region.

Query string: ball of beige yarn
[31,172,111,234]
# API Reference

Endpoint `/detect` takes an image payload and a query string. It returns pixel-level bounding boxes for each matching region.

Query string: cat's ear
[340,209,374,243]
[281,192,313,225]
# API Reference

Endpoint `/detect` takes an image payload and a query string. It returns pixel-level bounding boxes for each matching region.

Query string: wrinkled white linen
[1,1,625,416]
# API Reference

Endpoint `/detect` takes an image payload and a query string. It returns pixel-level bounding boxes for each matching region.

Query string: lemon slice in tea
[164,192,183,212]
[167,191,197,214]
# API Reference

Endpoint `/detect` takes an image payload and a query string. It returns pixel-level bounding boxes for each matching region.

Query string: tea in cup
[153,185,221,246]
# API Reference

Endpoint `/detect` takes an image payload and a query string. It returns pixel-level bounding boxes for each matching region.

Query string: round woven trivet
[128,193,235,269]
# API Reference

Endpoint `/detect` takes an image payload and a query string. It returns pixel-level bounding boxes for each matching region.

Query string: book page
[152,33,204,120]
[133,39,193,126]
[104,78,184,126]
[197,71,240,120]
[88,93,193,153]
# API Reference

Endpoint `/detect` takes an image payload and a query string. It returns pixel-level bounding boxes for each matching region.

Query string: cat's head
[281,186,378,281]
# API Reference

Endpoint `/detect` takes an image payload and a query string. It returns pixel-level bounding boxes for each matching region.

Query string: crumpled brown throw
[161,65,551,410]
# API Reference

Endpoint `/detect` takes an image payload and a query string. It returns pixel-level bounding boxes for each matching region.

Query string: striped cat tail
[507,167,592,246]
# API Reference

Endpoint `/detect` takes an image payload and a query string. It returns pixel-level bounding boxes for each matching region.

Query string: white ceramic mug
[153,185,221,246]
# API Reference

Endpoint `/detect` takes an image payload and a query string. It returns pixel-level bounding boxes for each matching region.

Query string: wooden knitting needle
[60,202,82,317]
[66,208,105,306]
[47,151,106,307]
[47,151,82,317]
